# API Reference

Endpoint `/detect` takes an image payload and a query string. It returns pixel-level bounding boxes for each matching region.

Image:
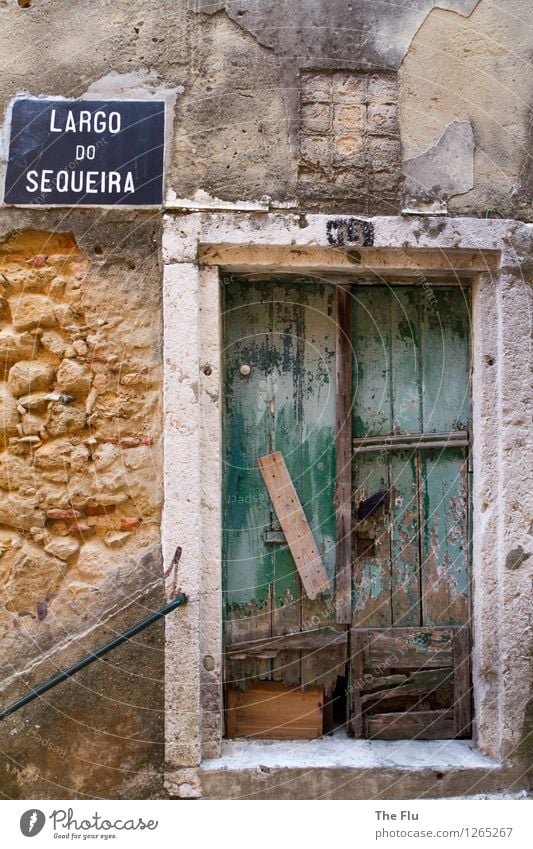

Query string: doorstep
[190,735,527,799]
[202,736,495,772]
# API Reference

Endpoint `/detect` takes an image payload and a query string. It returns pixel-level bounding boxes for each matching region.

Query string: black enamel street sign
[4,98,165,206]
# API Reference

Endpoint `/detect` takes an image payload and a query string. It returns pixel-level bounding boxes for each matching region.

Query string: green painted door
[223,279,471,737]
[223,278,343,694]
[351,285,471,629]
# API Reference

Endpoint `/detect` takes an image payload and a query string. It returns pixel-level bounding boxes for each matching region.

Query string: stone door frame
[161,211,531,795]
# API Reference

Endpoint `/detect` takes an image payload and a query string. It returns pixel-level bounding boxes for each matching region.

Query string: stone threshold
[201,736,498,772]
[190,737,526,799]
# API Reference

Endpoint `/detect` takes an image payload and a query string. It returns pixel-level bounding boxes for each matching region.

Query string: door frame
[161,212,528,781]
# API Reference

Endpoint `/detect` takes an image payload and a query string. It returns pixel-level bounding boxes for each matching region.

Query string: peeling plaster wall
[401,0,533,218]
[168,11,293,203]
[0,0,530,217]
[403,121,475,211]
[189,1,481,68]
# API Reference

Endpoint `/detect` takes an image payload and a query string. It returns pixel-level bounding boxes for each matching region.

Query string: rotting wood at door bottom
[225,606,347,697]
[366,709,455,740]
[226,646,346,698]
[351,626,471,739]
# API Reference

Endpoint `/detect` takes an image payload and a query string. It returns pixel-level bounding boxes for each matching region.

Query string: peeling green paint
[223,278,337,633]
[352,285,471,629]
[223,281,471,669]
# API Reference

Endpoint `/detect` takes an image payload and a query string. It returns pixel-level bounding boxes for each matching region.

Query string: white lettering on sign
[25,169,135,195]
[75,144,96,161]
[49,108,122,134]
[5,98,166,205]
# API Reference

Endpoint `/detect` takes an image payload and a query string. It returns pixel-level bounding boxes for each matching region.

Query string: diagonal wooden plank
[258,451,331,600]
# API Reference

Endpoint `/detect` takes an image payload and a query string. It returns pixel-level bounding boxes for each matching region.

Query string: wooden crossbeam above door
[258,451,331,600]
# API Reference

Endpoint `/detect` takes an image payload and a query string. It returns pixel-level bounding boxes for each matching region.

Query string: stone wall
[0,214,163,679]
[0,212,165,798]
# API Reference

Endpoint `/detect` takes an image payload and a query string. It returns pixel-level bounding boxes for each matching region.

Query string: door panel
[351,284,471,628]
[352,287,392,437]
[420,448,469,626]
[223,281,274,686]
[389,450,420,626]
[390,287,422,434]
[223,278,344,702]
[350,284,472,739]
[352,452,391,627]
[420,287,470,433]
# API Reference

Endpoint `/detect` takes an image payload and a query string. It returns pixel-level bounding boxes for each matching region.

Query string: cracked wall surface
[0,0,530,217]
[401,0,533,217]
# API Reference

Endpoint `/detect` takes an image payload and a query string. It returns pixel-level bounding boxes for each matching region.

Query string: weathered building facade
[0,0,531,799]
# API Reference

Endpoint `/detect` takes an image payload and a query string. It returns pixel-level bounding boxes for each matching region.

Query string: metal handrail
[0,593,187,721]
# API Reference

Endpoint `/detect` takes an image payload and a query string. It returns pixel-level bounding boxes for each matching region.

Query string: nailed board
[351,625,471,740]
[366,710,455,740]
[226,682,323,740]
[258,451,330,600]
[360,667,453,704]
[363,627,456,668]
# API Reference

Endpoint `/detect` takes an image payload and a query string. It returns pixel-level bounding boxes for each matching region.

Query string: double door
[222,278,471,739]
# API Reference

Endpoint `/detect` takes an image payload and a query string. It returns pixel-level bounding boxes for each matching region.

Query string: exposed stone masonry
[0,228,162,678]
[298,70,402,212]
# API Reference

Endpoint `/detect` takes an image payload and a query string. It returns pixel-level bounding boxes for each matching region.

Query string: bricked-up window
[298,70,402,213]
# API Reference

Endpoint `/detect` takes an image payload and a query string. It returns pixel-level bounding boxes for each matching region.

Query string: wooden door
[222,279,472,740]
[222,278,347,736]
[349,284,472,738]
